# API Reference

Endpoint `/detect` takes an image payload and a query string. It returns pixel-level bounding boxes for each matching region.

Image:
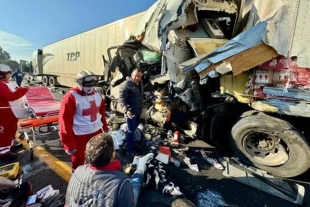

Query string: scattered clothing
[111,130,126,150]
[144,159,183,196]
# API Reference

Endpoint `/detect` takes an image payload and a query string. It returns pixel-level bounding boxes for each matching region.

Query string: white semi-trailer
[28,12,144,87]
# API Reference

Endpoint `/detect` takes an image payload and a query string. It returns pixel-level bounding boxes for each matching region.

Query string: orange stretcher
[18,116,59,129]
[18,86,61,159]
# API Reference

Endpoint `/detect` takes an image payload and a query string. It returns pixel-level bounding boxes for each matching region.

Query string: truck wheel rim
[243,131,289,166]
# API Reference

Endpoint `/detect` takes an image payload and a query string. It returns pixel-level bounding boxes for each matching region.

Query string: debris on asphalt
[159,146,171,156]
[156,152,170,164]
[201,150,224,170]
[169,157,181,167]
[184,157,199,172]
[111,130,126,150]
[36,185,60,201]
[197,190,227,207]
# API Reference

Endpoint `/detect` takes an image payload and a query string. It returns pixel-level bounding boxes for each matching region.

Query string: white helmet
[0,64,11,78]
[74,69,98,86]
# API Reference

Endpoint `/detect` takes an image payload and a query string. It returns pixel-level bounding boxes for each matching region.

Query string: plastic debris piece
[159,146,171,156]
[111,130,125,150]
[201,150,224,170]
[170,157,180,167]
[156,153,169,164]
[183,157,199,172]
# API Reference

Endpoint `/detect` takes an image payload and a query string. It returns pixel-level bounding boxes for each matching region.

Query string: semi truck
[106,0,310,179]
[25,0,310,179]
[25,12,144,87]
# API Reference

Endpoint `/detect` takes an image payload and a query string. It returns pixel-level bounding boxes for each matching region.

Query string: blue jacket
[12,70,23,81]
[119,77,143,115]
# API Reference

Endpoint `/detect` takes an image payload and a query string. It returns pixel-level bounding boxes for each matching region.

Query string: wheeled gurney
[18,86,61,159]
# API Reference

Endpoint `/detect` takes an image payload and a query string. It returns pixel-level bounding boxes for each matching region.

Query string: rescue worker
[0,64,28,160]
[59,69,109,170]
[11,69,24,87]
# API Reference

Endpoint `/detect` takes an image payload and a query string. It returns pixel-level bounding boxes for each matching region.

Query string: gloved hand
[104,130,109,134]
[136,153,154,173]
[67,149,77,155]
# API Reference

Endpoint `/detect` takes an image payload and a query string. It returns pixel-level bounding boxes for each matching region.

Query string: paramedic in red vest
[59,69,109,170]
[0,64,28,160]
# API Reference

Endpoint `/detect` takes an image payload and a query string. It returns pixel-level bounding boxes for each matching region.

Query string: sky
[0,0,155,62]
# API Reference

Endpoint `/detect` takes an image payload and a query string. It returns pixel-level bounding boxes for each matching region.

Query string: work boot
[0,153,18,161]
[10,143,23,152]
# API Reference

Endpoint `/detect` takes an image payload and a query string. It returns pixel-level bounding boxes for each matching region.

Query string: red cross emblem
[82,100,100,122]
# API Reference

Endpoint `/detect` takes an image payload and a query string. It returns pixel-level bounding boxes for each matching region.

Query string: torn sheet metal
[178,38,229,72]
[214,62,232,75]
[183,120,198,138]
[168,24,210,44]
[263,87,310,101]
[252,100,310,118]
[181,21,267,75]
[251,100,310,118]
[179,0,310,80]
[220,73,251,104]
[211,42,277,77]
[174,78,203,111]
[165,40,191,83]
[134,0,197,51]
[149,74,170,85]
[186,38,229,57]
[252,0,310,68]
[195,0,238,13]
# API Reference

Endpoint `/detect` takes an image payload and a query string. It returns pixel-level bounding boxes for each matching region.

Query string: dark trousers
[126,114,140,152]
[16,80,22,87]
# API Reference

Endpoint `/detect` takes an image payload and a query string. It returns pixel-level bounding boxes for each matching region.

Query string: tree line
[0,46,19,69]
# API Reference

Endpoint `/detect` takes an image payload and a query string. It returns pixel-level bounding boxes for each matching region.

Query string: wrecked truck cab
[104,40,165,127]
[105,0,244,130]
[105,0,310,177]
[128,0,243,132]
[119,0,310,178]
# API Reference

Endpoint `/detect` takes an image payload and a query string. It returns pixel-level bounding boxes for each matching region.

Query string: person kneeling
[65,133,153,207]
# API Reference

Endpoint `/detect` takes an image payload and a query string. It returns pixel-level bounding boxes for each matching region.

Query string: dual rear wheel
[42,76,57,87]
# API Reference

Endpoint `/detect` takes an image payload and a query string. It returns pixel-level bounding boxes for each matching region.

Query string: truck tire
[42,76,49,86]
[48,76,57,87]
[230,113,310,178]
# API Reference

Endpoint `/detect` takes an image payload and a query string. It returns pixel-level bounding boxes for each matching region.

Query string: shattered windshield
[135,49,162,64]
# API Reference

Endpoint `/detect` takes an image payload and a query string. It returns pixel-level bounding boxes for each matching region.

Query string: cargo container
[27,12,144,87]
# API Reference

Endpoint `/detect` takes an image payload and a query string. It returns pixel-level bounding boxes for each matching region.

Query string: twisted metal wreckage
[17,0,310,183]
[103,0,310,179]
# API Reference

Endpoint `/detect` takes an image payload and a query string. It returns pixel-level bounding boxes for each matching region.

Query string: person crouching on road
[65,133,154,207]
[59,69,109,170]
[0,64,29,160]
[119,68,143,157]
[11,69,24,87]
